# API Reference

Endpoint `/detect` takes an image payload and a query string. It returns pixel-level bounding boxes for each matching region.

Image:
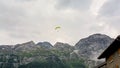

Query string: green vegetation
[18,59,87,68]
[65,59,88,68]
[0,47,87,68]
[17,48,87,68]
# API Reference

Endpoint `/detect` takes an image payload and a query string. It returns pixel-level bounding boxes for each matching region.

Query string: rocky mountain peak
[14,41,36,51]
[54,42,72,48]
[74,33,114,67]
[87,34,112,40]
[20,41,35,46]
[54,42,74,52]
[36,41,53,49]
[0,33,115,68]
[75,33,114,49]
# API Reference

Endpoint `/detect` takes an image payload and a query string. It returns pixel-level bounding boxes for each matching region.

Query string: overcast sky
[0,0,119,45]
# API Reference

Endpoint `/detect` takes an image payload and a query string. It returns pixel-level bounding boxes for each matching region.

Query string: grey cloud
[90,25,105,32]
[56,0,92,10]
[98,0,120,28]
[97,0,120,36]
[0,0,119,45]
[16,0,36,2]
[0,1,26,31]
[99,0,120,16]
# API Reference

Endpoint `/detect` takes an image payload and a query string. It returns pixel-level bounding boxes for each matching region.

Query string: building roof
[98,35,120,59]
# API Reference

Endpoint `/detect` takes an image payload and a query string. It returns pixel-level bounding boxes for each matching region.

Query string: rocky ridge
[0,33,114,68]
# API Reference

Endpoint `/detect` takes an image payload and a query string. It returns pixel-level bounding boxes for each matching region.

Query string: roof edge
[98,35,120,59]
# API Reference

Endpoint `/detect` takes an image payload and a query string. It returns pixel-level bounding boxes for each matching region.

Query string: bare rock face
[0,33,115,68]
[36,41,53,49]
[0,45,13,54]
[14,41,36,52]
[54,42,74,52]
[75,34,114,67]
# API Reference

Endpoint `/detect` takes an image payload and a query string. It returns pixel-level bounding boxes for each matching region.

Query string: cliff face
[74,34,114,67]
[75,34,113,59]
[0,34,114,68]
[36,42,53,49]
[54,42,74,52]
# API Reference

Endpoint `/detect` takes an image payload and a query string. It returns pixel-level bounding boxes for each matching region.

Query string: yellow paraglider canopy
[55,26,61,30]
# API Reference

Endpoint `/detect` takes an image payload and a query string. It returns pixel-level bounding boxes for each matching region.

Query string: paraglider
[55,26,61,30]
[54,26,61,32]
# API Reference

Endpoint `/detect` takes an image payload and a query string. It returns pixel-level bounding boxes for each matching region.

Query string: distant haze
[0,0,119,45]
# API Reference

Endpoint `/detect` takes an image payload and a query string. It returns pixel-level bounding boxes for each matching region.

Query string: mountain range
[0,33,114,68]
